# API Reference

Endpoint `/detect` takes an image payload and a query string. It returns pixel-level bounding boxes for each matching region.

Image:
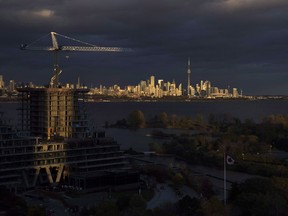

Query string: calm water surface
[1,100,288,151]
[85,100,288,126]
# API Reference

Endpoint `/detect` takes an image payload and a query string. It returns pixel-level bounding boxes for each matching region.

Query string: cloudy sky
[1,0,288,95]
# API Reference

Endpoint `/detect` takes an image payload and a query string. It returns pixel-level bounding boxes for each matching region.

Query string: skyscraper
[187,58,191,96]
[0,75,4,89]
[8,80,16,92]
[76,76,81,89]
[150,75,155,87]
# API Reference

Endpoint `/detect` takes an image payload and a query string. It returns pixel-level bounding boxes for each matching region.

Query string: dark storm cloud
[0,0,288,94]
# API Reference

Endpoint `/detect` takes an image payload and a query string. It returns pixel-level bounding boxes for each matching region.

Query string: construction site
[0,32,138,192]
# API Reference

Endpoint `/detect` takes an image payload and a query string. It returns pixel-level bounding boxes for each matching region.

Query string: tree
[169,114,179,127]
[27,205,46,216]
[201,196,227,216]
[89,201,118,216]
[230,178,288,216]
[195,114,204,126]
[273,177,288,200]
[125,194,147,216]
[200,177,215,199]
[0,187,28,216]
[116,194,131,212]
[128,110,146,128]
[159,112,169,127]
[153,202,178,216]
[177,195,202,216]
[173,173,184,188]
[149,142,166,154]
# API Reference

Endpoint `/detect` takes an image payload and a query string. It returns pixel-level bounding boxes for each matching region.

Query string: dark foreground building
[0,86,139,192]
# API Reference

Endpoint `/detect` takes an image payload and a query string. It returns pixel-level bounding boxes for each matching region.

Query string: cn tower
[187,58,191,96]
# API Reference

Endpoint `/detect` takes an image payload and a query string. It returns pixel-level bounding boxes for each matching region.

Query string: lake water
[1,100,288,151]
[84,100,288,126]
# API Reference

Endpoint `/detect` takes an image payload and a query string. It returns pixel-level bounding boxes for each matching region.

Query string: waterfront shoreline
[1,95,288,103]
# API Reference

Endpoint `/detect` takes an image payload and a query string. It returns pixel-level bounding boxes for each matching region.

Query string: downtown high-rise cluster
[89,76,241,99]
[89,58,241,99]
[0,58,242,100]
[90,75,183,98]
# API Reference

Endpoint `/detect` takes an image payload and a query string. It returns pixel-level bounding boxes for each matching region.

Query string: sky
[1,0,288,95]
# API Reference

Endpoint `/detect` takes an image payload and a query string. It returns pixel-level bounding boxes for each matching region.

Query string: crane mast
[21,32,130,87]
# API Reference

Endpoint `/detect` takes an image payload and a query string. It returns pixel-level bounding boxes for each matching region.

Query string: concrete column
[55,164,64,183]
[32,167,41,187]
[22,170,29,188]
[45,167,54,184]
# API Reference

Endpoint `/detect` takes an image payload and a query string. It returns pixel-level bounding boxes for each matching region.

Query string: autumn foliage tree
[128,110,146,128]
[229,178,288,216]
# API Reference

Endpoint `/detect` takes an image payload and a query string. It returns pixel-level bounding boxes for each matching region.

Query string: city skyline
[89,75,241,98]
[1,1,288,95]
[0,73,241,98]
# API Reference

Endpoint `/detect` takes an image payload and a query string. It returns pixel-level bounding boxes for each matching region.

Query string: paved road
[135,155,261,199]
[147,183,177,209]
[147,183,199,209]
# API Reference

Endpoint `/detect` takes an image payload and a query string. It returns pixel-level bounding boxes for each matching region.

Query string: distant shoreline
[85,96,288,102]
[0,96,287,103]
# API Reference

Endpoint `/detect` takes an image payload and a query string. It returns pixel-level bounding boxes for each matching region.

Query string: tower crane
[20,32,131,87]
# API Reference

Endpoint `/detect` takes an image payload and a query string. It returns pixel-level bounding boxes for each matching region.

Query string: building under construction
[0,32,138,192]
[18,87,90,139]
[0,85,138,192]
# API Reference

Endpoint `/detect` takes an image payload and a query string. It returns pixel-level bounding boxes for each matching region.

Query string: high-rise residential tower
[187,58,191,96]
[150,75,155,87]
[0,75,4,89]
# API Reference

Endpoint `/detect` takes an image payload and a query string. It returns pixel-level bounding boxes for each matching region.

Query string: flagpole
[224,150,227,206]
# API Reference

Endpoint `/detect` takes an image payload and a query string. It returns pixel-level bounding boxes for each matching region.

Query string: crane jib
[61,46,124,52]
[20,32,131,87]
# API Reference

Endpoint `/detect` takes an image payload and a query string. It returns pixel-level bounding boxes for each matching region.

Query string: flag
[226,155,235,165]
